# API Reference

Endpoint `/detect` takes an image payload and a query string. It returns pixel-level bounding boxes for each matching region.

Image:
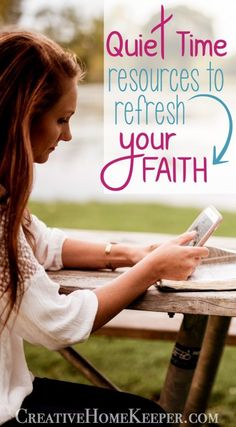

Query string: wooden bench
[94,310,236,345]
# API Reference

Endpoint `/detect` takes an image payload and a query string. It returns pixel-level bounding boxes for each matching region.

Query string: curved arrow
[189,94,233,165]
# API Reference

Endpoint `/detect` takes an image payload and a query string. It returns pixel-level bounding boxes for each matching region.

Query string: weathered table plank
[53,228,236,316]
[52,268,236,317]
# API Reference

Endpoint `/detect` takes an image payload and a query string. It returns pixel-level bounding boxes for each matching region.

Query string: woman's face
[31,78,78,163]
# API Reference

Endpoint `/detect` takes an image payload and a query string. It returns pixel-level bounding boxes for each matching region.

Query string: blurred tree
[0,0,22,25]
[34,7,84,44]
[34,7,103,83]
[85,17,103,82]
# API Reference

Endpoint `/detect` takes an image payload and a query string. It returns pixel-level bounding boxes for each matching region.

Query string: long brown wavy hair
[0,30,81,327]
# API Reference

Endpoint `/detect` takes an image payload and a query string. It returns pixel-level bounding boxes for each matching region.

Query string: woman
[0,30,208,425]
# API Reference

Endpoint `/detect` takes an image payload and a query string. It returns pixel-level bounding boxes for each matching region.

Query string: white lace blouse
[0,212,98,425]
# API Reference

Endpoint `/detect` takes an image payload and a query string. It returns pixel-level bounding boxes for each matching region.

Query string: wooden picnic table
[49,229,236,426]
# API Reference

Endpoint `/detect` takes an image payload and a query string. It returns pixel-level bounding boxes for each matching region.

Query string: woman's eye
[58,118,69,124]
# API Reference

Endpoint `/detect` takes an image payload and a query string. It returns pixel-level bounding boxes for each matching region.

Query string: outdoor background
[2,1,236,426]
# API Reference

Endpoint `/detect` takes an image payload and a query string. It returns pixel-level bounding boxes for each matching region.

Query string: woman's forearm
[62,233,209,333]
[92,233,209,331]
[61,238,135,270]
[92,255,155,331]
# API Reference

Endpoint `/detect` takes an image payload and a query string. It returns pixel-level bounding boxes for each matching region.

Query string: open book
[157,246,236,292]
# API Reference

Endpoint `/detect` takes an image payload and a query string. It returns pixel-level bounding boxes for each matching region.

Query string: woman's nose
[61,125,72,142]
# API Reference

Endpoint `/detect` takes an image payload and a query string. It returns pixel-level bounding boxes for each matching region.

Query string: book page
[158,247,236,291]
[190,262,236,283]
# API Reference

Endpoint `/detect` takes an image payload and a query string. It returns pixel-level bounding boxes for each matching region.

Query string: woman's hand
[128,243,160,265]
[142,231,209,283]
[92,231,209,331]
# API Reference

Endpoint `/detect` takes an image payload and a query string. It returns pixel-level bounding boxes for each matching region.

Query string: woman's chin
[33,152,50,164]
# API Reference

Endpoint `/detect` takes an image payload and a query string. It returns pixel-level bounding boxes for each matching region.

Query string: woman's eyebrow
[62,110,75,115]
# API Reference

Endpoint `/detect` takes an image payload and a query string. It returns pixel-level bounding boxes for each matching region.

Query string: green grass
[29,200,236,236]
[24,337,173,400]
[25,201,236,426]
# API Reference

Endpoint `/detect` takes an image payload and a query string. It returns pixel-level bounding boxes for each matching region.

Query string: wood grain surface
[49,229,236,317]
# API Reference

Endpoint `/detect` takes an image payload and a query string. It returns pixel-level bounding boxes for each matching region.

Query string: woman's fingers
[174,231,197,245]
[173,232,209,258]
[188,246,209,258]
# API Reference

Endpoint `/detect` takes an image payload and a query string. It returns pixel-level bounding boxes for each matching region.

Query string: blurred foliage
[34,7,103,83]
[0,1,103,82]
[0,2,234,82]
[0,0,22,25]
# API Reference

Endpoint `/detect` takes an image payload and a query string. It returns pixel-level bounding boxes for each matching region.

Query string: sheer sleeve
[2,220,98,351]
[28,214,67,271]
